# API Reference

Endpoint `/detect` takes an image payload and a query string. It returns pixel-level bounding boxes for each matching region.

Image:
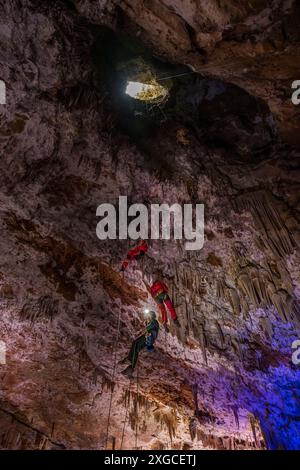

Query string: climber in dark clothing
[120,240,148,271]
[121,311,159,378]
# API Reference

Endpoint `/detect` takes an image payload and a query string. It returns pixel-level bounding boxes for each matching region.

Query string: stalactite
[231,406,239,429]
[216,279,241,315]
[101,375,115,392]
[153,407,178,443]
[266,284,288,322]
[228,247,297,325]
[236,191,296,260]
[216,321,225,348]
[189,417,197,441]
[260,316,273,340]
[174,265,206,298]
[237,272,260,306]
[197,427,261,450]
[184,298,189,335]
[216,279,226,299]
[192,383,199,412]
[20,295,59,321]
[292,301,300,325]
[199,324,208,365]
[250,267,267,305]
[125,390,152,433]
[230,194,298,323]
[77,154,102,179]
[249,414,258,447]
[231,337,243,362]
[226,287,241,315]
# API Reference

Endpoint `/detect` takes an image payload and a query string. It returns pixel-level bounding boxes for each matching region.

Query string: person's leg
[155,293,168,324]
[128,335,146,370]
[164,294,177,320]
[157,302,167,324]
[146,332,157,351]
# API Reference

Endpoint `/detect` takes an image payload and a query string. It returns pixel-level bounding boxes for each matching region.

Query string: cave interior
[0,0,300,451]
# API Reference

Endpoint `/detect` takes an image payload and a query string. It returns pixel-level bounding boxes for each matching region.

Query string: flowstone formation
[0,0,299,450]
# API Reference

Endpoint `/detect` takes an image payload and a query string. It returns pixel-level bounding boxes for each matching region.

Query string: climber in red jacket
[144,278,180,327]
[121,240,148,271]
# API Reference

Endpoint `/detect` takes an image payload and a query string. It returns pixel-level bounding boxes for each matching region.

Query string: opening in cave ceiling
[94,28,276,162]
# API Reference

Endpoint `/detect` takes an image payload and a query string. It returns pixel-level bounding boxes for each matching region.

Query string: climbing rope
[135,360,139,450]
[104,309,121,450]
[119,363,140,450]
[155,49,285,85]
[157,70,196,82]
[120,312,141,449]
[120,382,131,450]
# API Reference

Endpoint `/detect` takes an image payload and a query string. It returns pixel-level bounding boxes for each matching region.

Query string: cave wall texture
[0,0,300,450]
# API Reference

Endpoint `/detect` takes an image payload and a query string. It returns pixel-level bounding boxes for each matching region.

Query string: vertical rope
[135,360,139,450]
[120,385,130,450]
[104,309,121,450]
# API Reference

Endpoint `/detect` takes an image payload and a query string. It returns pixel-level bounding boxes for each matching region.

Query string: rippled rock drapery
[0,0,300,450]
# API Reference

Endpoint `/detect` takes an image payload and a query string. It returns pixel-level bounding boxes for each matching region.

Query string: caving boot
[122,365,134,379]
